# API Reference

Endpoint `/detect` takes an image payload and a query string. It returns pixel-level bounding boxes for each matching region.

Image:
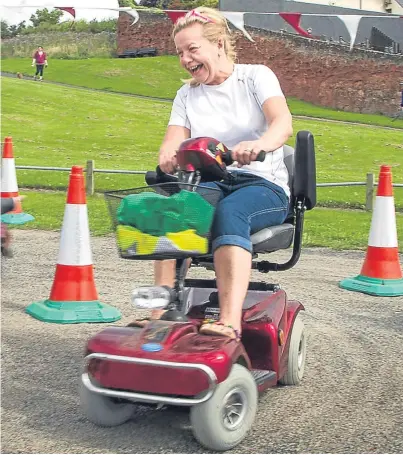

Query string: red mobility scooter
[80,131,316,451]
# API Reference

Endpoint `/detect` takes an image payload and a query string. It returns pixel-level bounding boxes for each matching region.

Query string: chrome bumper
[82,352,218,406]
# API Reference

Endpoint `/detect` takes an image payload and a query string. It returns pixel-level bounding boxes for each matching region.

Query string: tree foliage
[118,0,138,7]
[139,0,161,7]
[168,0,219,8]
[1,8,117,38]
[29,8,63,27]
[1,20,26,38]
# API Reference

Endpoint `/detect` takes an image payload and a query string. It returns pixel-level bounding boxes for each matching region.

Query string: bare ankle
[219,318,241,332]
[151,309,165,319]
[154,259,176,287]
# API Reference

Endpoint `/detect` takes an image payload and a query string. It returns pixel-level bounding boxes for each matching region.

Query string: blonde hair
[172,7,236,86]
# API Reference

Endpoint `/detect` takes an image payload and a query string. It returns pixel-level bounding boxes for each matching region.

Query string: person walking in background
[32,46,48,81]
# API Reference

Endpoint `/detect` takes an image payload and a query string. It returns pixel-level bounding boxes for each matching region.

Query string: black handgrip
[223,150,266,166]
[156,165,179,182]
[145,165,179,185]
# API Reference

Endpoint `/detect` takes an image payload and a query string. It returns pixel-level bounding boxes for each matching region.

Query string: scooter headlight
[131,286,171,309]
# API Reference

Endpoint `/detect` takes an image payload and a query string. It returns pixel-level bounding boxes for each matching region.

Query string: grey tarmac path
[1,230,403,454]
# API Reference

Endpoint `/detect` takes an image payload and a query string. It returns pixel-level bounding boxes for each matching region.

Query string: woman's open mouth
[189,64,203,75]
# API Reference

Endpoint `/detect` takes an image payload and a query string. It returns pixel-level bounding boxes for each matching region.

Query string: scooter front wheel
[79,378,135,427]
[190,363,258,451]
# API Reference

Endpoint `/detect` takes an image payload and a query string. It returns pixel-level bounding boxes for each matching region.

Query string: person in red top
[32,46,48,81]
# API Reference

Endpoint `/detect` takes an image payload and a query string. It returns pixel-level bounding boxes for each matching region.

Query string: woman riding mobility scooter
[80,130,316,451]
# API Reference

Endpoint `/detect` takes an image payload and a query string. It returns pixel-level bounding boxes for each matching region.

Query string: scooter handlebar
[222,150,266,166]
[151,150,266,183]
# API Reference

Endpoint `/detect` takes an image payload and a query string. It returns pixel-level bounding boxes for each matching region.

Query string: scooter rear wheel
[279,313,306,385]
[79,378,135,427]
[190,363,258,451]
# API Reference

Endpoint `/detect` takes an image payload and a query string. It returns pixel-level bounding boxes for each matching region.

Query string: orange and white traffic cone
[26,165,121,323]
[1,137,34,225]
[339,165,403,296]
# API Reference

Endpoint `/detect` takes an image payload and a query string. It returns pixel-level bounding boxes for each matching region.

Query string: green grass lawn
[1,77,168,191]
[2,77,402,210]
[2,57,403,129]
[289,98,403,129]
[13,190,403,251]
[1,56,186,99]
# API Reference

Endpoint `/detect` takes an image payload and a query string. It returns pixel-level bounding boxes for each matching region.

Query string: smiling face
[174,23,224,85]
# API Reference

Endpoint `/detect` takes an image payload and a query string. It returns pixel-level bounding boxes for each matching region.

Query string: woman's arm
[159,125,190,174]
[259,96,293,150]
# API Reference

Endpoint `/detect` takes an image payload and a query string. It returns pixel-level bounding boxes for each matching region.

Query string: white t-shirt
[168,63,290,198]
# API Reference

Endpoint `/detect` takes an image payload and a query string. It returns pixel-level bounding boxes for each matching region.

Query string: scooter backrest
[293,131,316,210]
[283,144,294,194]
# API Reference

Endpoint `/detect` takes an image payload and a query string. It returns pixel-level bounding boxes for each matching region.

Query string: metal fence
[15,160,403,211]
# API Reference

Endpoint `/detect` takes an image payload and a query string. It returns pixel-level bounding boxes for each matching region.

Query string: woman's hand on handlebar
[159,148,178,175]
[231,140,267,167]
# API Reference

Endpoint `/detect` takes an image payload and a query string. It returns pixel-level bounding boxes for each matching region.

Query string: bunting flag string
[4,5,140,25]
[3,4,402,50]
[161,9,401,49]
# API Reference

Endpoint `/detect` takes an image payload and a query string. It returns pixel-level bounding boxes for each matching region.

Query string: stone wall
[118,11,403,115]
[118,11,177,55]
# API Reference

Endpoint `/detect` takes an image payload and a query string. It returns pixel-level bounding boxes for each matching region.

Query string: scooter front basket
[105,183,221,260]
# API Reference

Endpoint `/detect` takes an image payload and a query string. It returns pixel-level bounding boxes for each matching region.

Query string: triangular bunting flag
[279,12,312,38]
[165,10,187,24]
[55,7,76,19]
[337,15,362,50]
[221,11,254,42]
[125,8,139,26]
[4,5,401,42]
[164,9,254,41]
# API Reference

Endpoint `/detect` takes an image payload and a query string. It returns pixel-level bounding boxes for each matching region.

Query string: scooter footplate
[252,369,276,386]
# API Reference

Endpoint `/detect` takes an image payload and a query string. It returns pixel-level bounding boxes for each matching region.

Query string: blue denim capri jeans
[201,171,289,254]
